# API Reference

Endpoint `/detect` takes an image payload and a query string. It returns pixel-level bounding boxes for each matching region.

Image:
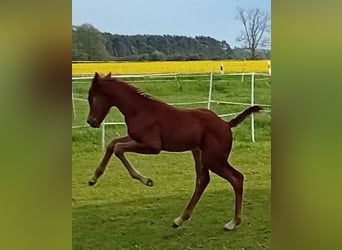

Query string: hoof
[224,220,240,231]
[88,180,96,186]
[172,216,184,228]
[146,178,154,187]
[172,222,180,228]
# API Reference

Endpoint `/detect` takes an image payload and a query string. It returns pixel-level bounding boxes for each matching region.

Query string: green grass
[72,73,271,249]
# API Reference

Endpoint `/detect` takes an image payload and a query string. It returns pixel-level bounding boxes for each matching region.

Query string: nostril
[87,117,99,127]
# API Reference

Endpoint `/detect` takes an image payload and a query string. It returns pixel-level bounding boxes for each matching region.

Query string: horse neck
[102,79,155,116]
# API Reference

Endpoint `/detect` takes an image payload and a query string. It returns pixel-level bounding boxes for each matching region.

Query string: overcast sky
[72,0,270,48]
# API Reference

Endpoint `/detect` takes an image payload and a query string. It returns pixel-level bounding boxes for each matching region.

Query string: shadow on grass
[73,188,270,250]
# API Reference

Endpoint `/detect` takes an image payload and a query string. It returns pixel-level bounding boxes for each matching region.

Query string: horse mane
[104,76,160,103]
[135,88,158,101]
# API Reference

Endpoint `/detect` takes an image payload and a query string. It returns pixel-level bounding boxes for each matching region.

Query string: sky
[72,0,270,48]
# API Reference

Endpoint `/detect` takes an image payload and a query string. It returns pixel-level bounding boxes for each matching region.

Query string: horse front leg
[88,136,131,186]
[114,139,161,187]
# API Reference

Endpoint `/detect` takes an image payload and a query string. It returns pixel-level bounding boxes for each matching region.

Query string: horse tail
[228,105,262,128]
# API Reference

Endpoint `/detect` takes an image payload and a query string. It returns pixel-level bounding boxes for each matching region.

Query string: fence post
[174,74,180,88]
[241,60,246,82]
[72,80,76,118]
[207,72,213,109]
[268,60,271,75]
[251,72,255,142]
[101,121,105,151]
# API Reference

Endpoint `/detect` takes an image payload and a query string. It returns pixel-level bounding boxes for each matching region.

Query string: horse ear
[104,72,112,79]
[93,72,101,87]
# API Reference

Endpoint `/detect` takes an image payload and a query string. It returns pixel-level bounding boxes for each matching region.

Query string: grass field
[72,73,271,249]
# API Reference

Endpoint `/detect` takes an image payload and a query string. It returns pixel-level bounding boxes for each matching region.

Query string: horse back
[158,107,230,152]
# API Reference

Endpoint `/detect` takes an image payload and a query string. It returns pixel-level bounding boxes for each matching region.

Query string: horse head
[87,72,113,128]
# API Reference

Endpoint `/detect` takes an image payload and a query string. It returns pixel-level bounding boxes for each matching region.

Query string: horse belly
[160,125,201,152]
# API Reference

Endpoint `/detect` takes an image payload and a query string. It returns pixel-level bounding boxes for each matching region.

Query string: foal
[87,72,262,230]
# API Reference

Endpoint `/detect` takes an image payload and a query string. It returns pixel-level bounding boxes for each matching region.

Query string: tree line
[72,23,270,62]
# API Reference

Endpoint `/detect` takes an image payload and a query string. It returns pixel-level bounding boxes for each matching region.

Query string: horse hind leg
[173,148,210,227]
[209,162,244,230]
[88,136,131,186]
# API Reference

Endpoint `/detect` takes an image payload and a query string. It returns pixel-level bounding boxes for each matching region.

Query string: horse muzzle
[87,117,101,128]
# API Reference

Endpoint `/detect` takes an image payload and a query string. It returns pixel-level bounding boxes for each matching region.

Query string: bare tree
[236,7,270,59]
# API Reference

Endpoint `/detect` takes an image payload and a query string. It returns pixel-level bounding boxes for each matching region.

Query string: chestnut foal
[86,72,262,230]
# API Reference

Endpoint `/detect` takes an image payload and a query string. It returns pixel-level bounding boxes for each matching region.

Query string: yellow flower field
[72,60,271,76]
